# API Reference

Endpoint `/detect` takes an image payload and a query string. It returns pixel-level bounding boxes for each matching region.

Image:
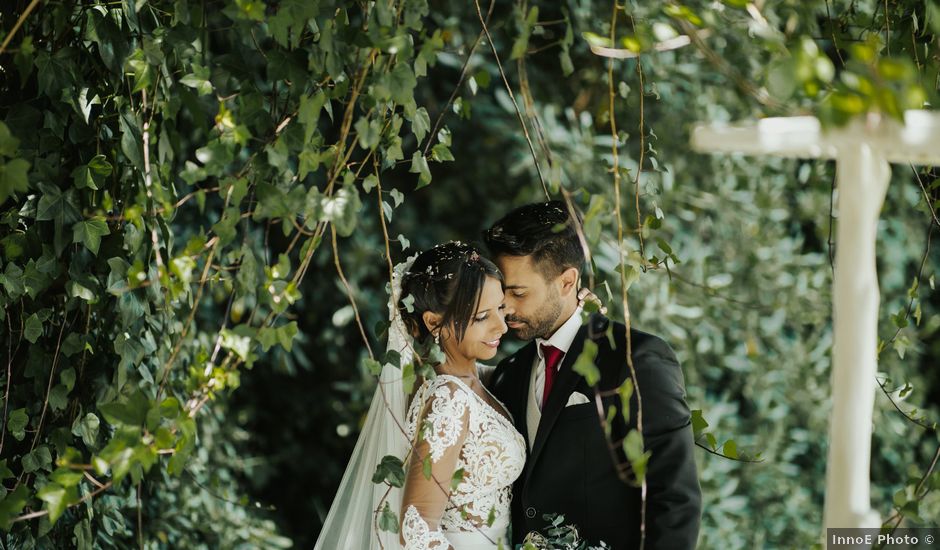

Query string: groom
[483,201,701,549]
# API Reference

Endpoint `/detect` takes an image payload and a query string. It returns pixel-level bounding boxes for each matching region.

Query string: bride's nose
[495,310,508,335]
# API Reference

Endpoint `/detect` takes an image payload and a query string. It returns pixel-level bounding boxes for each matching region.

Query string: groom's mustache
[505,315,527,325]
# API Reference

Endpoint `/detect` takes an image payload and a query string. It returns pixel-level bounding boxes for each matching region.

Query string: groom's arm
[632,342,702,549]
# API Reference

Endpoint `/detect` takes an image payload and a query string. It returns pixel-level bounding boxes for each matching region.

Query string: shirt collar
[536,306,583,357]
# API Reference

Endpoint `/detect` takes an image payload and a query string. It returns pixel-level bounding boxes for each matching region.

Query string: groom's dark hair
[483,200,585,280]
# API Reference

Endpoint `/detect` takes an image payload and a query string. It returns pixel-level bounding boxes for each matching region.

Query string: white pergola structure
[690,110,940,536]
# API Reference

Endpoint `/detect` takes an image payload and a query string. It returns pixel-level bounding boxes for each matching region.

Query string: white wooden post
[690,111,940,536]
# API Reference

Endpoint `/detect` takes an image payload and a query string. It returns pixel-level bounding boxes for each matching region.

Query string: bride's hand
[577,288,607,315]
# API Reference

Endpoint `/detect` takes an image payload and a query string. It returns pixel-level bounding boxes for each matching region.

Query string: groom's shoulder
[495,341,534,371]
[490,343,532,396]
[588,314,678,365]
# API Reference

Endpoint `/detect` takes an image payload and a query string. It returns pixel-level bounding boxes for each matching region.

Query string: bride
[315,241,526,550]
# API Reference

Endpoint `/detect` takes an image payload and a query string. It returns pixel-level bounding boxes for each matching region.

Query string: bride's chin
[478,347,498,360]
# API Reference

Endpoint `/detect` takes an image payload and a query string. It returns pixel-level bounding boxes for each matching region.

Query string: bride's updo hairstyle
[399,241,502,344]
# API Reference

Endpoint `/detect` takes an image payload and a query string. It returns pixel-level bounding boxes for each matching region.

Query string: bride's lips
[483,339,500,348]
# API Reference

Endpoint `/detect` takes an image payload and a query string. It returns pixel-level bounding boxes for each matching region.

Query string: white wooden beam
[690,110,940,538]
[691,111,940,165]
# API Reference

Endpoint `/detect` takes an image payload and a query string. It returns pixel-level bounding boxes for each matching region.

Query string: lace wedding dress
[400,374,526,550]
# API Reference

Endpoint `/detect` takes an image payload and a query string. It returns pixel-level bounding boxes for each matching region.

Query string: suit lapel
[525,323,588,486]
[507,342,536,452]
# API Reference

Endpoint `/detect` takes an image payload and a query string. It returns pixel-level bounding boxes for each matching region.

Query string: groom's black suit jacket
[489,314,701,549]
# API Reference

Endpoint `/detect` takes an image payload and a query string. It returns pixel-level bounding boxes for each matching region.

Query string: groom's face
[495,254,562,341]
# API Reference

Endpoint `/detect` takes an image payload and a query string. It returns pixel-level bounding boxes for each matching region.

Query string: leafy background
[0,0,938,548]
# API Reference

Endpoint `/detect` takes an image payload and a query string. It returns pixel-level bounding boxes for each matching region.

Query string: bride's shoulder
[412,375,473,406]
[424,374,471,395]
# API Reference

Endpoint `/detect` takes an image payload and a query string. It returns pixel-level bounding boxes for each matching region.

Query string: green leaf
[258,321,299,352]
[71,155,112,191]
[511,7,539,60]
[0,121,20,156]
[355,117,381,150]
[364,357,382,376]
[412,107,430,143]
[36,184,81,228]
[22,260,51,300]
[402,362,416,395]
[378,502,399,534]
[49,384,70,412]
[451,468,465,490]
[8,408,27,441]
[371,455,406,488]
[37,482,78,525]
[71,413,100,448]
[22,445,52,473]
[690,409,709,438]
[25,313,43,343]
[0,158,30,205]
[410,152,432,189]
[0,485,29,530]
[99,391,150,427]
[119,111,144,171]
[623,429,644,460]
[618,378,633,424]
[430,143,454,162]
[321,186,362,237]
[572,341,600,386]
[0,460,12,480]
[220,326,254,361]
[1,263,25,299]
[422,453,432,480]
[723,439,738,459]
[180,64,213,95]
[72,219,110,256]
[298,91,326,142]
[388,63,417,104]
[50,467,84,488]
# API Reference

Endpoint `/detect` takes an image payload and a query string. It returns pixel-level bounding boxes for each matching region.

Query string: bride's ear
[422,311,442,336]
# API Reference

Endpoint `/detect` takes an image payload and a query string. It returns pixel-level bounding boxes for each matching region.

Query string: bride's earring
[434,331,441,346]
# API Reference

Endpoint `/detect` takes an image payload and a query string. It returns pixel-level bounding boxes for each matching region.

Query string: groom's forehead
[497,255,550,286]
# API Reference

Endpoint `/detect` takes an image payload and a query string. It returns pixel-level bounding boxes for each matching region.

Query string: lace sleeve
[400,380,471,549]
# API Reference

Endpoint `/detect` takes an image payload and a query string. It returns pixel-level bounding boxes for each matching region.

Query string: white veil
[314,257,417,550]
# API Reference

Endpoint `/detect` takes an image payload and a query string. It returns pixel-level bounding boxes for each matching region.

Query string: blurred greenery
[0,0,938,548]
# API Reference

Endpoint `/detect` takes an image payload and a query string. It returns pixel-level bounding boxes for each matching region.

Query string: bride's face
[442,276,509,362]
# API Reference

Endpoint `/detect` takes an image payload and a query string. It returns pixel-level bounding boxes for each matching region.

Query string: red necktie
[540,344,564,408]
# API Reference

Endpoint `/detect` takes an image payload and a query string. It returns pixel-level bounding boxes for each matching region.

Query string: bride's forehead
[478,277,505,301]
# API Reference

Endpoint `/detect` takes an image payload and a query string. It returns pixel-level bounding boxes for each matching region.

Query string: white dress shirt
[526,306,583,447]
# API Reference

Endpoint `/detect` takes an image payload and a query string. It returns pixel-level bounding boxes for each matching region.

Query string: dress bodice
[401,374,526,549]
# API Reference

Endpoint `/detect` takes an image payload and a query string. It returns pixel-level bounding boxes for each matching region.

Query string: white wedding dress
[400,374,526,550]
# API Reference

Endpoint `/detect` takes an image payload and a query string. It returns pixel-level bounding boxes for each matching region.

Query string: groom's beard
[506,294,562,341]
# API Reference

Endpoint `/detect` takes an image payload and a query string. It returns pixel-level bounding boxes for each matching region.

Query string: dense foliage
[0,0,938,548]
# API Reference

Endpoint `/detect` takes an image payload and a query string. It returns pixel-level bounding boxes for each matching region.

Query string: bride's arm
[399,381,470,550]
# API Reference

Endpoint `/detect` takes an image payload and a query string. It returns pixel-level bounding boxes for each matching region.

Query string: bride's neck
[436,355,477,379]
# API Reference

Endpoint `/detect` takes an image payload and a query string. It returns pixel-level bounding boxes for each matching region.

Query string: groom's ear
[422,311,442,334]
[557,266,579,297]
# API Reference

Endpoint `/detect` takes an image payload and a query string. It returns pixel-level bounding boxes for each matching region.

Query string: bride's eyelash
[474,314,488,323]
